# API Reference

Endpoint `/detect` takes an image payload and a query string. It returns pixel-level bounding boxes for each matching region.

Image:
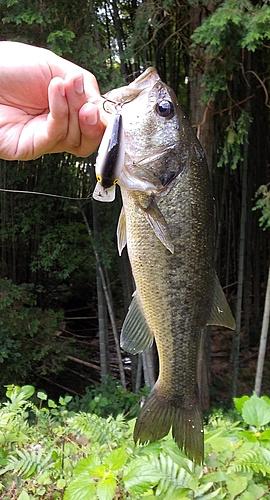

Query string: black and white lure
[92,104,125,202]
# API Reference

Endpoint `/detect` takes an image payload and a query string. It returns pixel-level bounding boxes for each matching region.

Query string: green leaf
[260,429,270,441]
[226,474,248,498]
[244,481,267,499]
[37,470,52,485]
[196,487,224,499]
[37,391,47,401]
[203,470,228,483]
[20,385,35,399]
[18,492,30,500]
[123,458,164,495]
[96,475,117,500]
[234,395,250,414]
[63,476,96,500]
[103,446,127,470]
[242,393,270,427]
[57,478,66,489]
[74,456,100,476]
[88,465,106,479]
[48,399,57,408]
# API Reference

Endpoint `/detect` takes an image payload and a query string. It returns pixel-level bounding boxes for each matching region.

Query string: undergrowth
[0,385,270,499]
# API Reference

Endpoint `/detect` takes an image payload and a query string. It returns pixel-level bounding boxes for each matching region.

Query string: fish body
[100,68,235,463]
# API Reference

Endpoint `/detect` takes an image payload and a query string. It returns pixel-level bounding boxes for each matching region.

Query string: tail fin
[134,385,204,464]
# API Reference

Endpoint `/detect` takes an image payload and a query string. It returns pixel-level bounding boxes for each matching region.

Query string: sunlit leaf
[103,446,127,470]
[96,475,117,500]
[63,477,96,500]
[242,394,270,427]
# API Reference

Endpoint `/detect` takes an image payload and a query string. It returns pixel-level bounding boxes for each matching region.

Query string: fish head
[107,68,193,195]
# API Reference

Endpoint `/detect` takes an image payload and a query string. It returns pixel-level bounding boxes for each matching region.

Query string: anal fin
[207,274,236,330]
[120,291,154,355]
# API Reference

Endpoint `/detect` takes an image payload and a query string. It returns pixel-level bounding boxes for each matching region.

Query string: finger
[78,102,105,155]
[63,73,87,148]
[32,76,69,157]
[80,69,101,100]
[46,76,69,144]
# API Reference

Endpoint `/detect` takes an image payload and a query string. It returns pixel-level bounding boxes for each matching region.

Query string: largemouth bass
[98,68,235,463]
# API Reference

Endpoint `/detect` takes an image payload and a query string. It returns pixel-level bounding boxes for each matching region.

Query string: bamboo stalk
[81,206,127,390]
[254,264,270,396]
[66,355,101,371]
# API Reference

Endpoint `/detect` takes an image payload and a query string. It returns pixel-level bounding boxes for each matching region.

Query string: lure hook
[101,95,123,115]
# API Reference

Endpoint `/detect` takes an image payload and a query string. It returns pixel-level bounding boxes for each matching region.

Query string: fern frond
[0,446,54,479]
[67,412,129,447]
[229,447,270,475]
[151,453,191,497]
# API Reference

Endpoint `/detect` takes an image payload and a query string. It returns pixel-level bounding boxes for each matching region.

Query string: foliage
[190,0,270,172]
[253,184,270,229]
[0,279,69,393]
[68,374,150,419]
[1,385,270,499]
[0,0,124,89]
[217,111,253,170]
[191,0,270,100]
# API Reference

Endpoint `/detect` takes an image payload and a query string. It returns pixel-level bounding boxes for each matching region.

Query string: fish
[92,112,124,202]
[97,68,235,463]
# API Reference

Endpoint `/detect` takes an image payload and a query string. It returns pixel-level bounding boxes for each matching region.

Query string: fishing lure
[92,104,125,202]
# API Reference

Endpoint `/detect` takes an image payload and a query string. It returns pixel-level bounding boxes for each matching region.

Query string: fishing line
[0,188,92,201]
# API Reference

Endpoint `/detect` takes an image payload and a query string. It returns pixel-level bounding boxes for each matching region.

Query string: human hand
[0,41,105,161]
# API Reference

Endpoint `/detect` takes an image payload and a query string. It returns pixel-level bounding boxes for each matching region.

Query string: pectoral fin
[207,274,236,330]
[140,197,174,254]
[120,291,154,354]
[117,206,127,255]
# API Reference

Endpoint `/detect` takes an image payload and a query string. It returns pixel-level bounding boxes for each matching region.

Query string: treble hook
[101,95,123,114]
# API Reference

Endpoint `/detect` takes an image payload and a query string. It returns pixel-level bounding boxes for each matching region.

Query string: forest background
[0,0,270,411]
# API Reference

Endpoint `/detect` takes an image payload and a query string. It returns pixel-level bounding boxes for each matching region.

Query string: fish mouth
[100,68,161,114]
[129,67,160,89]
[89,68,162,124]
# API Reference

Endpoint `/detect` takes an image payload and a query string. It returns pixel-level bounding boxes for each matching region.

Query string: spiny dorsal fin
[206,274,235,330]
[139,197,174,254]
[120,291,154,354]
[117,206,127,256]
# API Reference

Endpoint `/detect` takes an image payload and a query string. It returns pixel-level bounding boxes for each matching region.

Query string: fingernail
[85,106,98,125]
[58,83,65,97]
[74,76,84,94]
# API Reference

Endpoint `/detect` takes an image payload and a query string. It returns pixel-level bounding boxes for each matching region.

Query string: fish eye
[155,99,174,118]
[96,174,102,183]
